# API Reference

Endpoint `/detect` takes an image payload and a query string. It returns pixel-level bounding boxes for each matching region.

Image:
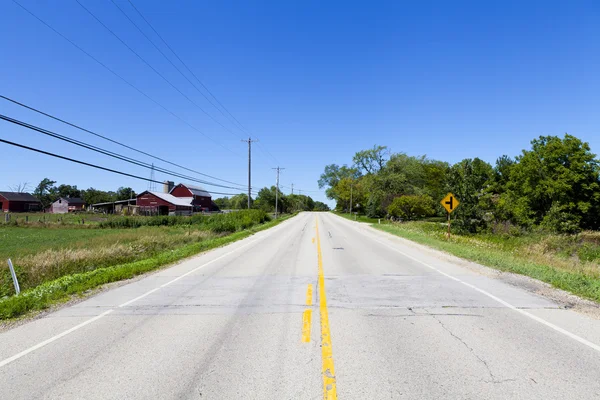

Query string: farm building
[0,192,42,212]
[50,197,86,214]
[136,191,193,215]
[169,182,213,211]
[90,199,137,214]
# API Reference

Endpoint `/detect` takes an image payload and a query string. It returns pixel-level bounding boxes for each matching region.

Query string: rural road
[1,212,600,399]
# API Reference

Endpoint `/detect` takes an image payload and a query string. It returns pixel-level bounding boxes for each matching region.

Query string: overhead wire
[125,0,282,166]
[0,114,254,193]
[0,94,245,187]
[109,0,243,140]
[127,0,249,134]
[11,0,240,157]
[0,137,244,196]
[75,0,243,140]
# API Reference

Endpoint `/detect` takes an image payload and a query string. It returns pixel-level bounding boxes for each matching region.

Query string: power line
[127,0,249,135]
[110,0,243,139]
[125,0,282,165]
[11,0,239,156]
[0,95,246,187]
[0,114,249,192]
[0,137,244,196]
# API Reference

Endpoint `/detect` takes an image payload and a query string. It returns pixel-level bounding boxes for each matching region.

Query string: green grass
[0,213,294,319]
[371,221,600,303]
[0,210,270,298]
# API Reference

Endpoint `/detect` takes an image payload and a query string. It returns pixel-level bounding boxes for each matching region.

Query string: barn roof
[0,192,41,202]
[58,197,86,205]
[175,184,211,198]
[148,192,194,207]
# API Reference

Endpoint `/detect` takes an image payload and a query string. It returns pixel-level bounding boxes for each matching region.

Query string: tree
[313,201,330,211]
[387,195,435,220]
[503,134,600,232]
[81,188,113,205]
[57,184,82,199]
[213,197,230,210]
[115,187,136,201]
[229,193,249,209]
[33,178,58,209]
[8,182,29,193]
[447,158,494,233]
[318,164,360,201]
[253,186,285,213]
[353,145,388,175]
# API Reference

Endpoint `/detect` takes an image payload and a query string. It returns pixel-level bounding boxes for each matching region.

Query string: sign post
[7,259,20,295]
[440,193,460,238]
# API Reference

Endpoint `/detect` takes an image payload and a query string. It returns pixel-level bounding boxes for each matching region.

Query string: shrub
[387,195,435,220]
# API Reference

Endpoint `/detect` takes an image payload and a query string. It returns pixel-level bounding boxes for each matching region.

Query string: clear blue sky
[1,0,598,206]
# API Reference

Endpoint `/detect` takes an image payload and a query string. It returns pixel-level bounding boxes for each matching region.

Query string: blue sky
[1,0,598,206]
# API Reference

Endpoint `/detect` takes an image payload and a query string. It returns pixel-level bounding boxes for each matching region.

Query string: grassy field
[0,210,274,304]
[1,212,121,226]
[370,220,600,303]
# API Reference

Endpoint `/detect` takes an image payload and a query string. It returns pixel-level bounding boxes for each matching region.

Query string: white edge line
[0,213,299,369]
[333,213,600,354]
[0,309,114,368]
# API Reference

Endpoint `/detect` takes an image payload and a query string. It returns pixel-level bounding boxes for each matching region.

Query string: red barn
[136,191,193,215]
[170,184,212,211]
[0,192,42,212]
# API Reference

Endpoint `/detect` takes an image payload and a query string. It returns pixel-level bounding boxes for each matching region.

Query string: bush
[99,210,270,232]
[541,203,582,234]
[387,195,435,220]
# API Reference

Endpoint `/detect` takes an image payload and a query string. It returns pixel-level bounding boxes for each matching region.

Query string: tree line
[214,187,330,213]
[318,134,600,234]
[31,178,136,209]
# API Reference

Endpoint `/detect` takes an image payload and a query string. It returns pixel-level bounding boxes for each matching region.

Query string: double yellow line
[301,217,338,399]
[316,217,337,400]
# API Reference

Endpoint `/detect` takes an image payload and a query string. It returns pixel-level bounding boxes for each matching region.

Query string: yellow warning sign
[441,193,460,213]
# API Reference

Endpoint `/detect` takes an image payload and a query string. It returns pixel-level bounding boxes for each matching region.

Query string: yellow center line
[306,284,313,306]
[316,216,337,400]
[302,309,312,343]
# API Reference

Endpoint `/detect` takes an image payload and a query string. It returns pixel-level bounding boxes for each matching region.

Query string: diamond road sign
[441,193,460,213]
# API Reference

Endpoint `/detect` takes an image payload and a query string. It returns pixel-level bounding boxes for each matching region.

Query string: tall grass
[0,210,271,298]
[373,221,600,303]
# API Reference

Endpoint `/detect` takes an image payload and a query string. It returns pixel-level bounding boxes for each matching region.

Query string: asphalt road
[1,212,600,399]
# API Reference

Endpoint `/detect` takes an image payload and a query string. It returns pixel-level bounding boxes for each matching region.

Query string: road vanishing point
[1,212,600,399]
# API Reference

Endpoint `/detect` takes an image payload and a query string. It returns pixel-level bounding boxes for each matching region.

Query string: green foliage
[0,215,292,319]
[503,134,600,232]
[387,195,435,220]
[313,201,330,211]
[98,210,270,232]
[447,158,494,233]
[33,178,58,208]
[319,134,600,234]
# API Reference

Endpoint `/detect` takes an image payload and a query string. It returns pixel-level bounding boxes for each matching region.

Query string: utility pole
[349,181,353,215]
[242,137,258,209]
[291,183,294,195]
[272,166,285,218]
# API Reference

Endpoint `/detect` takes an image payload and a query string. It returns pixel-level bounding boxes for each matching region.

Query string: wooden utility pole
[272,167,285,218]
[242,137,258,209]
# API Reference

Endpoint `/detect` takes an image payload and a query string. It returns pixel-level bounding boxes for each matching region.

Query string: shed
[50,197,86,214]
[170,184,213,211]
[0,192,42,212]
[136,191,193,215]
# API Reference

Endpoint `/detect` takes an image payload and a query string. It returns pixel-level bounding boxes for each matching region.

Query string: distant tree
[115,187,136,201]
[318,164,360,200]
[352,145,388,175]
[229,193,249,209]
[81,188,114,205]
[387,195,435,220]
[57,184,82,199]
[254,186,286,213]
[33,178,58,208]
[8,182,30,193]
[313,201,330,211]
[213,197,230,210]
